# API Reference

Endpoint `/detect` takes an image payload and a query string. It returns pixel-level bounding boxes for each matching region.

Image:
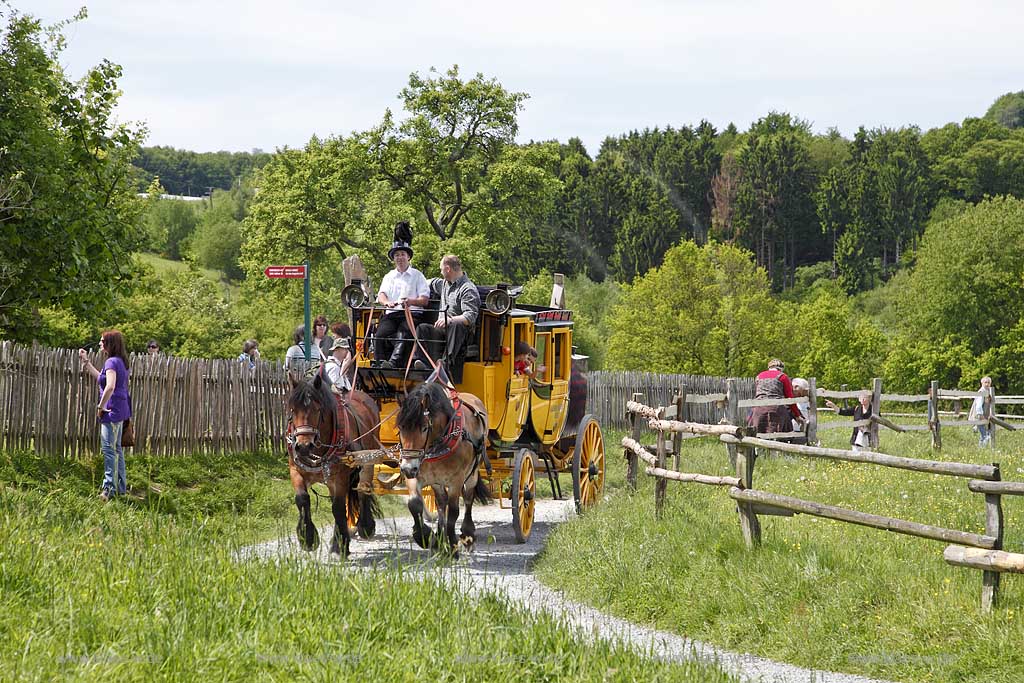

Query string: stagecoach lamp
[341,284,367,308]
[502,345,511,356]
[485,288,512,315]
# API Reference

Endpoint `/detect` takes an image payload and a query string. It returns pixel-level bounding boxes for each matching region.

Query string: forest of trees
[5,4,1024,392]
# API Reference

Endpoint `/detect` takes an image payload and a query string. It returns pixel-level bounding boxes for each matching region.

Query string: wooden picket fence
[623,381,1024,612]
[586,371,754,429]
[0,341,291,457]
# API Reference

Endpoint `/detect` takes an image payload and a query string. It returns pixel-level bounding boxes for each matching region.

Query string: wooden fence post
[625,392,643,490]
[735,442,761,548]
[870,377,883,450]
[929,380,942,451]
[982,463,1004,611]
[655,429,668,517]
[807,377,818,446]
[840,383,848,411]
[673,389,686,471]
[725,378,739,470]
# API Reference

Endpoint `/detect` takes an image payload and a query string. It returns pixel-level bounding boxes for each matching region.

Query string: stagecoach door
[529,329,570,445]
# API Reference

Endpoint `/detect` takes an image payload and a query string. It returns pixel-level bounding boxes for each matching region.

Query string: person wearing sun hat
[374,221,430,368]
[324,336,353,392]
[747,358,803,433]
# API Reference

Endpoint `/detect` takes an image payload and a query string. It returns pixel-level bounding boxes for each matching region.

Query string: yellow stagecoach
[340,278,605,542]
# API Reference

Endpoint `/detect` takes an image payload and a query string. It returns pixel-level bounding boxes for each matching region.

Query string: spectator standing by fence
[312,315,334,358]
[238,339,260,370]
[147,339,160,355]
[79,330,132,501]
[825,391,873,451]
[749,358,803,433]
[969,376,993,447]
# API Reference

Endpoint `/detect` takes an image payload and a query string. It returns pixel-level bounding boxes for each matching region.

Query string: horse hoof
[297,523,320,552]
[412,528,432,549]
[459,535,475,552]
[357,519,376,540]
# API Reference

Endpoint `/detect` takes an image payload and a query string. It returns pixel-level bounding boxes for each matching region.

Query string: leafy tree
[775,282,886,388]
[133,146,272,195]
[605,241,777,375]
[241,135,395,284]
[367,66,557,248]
[895,196,1024,367]
[0,6,145,339]
[985,91,1024,129]
[143,193,200,259]
[733,113,817,288]
[189,189,243,280]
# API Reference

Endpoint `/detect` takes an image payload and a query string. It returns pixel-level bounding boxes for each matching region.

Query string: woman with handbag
[79,330,132,502]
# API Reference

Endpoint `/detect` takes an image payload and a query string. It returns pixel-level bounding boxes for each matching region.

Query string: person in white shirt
[374,223,430,368]
[324,337,353,392]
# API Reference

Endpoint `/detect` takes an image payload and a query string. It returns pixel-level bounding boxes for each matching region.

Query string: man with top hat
[374,221,430,368]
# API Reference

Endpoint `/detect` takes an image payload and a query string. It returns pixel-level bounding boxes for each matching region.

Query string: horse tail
[347,468,361,516]
[472,477,492,505]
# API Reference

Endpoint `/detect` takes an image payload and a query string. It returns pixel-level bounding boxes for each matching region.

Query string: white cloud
[25,0,1024,153]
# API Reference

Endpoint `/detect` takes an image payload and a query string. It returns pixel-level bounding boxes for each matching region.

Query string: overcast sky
[23,0,1024,155]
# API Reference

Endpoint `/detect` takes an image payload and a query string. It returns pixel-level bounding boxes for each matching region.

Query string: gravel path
[238,497,895,683]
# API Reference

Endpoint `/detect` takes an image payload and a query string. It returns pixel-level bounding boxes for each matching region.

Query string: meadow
[535,418,1024,683]
[0,448,734,682]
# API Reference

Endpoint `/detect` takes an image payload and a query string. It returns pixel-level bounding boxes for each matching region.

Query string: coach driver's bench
[343,282,516,387]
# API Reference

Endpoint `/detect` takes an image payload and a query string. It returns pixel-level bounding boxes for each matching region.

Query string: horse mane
[287,375,337,415]
[397,382,453,433]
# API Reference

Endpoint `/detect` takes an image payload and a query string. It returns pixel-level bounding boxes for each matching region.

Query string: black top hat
[388,241,413,260]
[388,221,414,259]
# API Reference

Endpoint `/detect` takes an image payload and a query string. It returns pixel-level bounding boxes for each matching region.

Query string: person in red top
[748,358,803,433]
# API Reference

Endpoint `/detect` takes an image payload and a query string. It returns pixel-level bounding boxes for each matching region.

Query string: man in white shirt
[374,234,429,368]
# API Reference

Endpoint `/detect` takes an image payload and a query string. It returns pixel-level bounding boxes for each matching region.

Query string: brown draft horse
[396,381,491,556]
[286,374,381,557]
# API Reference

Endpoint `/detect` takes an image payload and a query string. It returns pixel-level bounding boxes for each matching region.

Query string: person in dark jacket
[748,358,803,433]
[825,391,873,451]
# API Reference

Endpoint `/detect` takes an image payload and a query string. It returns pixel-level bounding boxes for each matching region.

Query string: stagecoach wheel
[572,415,605,515]
[511,448,536,543]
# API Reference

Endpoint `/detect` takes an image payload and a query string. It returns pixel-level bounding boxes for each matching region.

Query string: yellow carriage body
[346,286,603,541]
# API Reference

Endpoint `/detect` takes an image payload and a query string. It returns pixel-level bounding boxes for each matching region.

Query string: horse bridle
[399,403,465,465]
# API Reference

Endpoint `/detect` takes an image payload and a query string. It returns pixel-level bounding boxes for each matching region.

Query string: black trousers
[413,322,470,365]
[373,312,420,363]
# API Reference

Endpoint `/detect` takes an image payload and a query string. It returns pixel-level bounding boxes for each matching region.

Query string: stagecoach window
[554,332,566,379]
[481,315,503,362]
[535,333,549,382]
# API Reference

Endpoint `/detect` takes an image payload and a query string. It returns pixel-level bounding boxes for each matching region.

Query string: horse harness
[287,396,361,477]
[401,396,484,464]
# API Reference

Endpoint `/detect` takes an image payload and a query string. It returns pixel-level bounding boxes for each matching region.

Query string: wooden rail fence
[1,341,291,457]
[624,380,1024,612]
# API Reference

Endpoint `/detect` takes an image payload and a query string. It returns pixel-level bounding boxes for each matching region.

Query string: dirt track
[239,497,894,683]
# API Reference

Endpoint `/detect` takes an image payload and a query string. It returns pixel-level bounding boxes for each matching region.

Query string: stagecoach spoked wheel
[572,415,605,515]
[511,448,536,543]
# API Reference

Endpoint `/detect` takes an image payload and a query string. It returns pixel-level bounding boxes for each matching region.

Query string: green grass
[535,419,1024,682]
[0,449,734,682]
[136,253,237,296]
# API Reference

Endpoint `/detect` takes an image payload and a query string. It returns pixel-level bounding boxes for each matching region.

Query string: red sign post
[264,265,307,279]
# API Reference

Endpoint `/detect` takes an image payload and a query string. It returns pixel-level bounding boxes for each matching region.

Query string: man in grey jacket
[412,254,480,378]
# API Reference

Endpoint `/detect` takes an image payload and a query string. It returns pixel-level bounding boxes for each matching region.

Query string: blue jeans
[100,421,127,495]
[978,423,992,447]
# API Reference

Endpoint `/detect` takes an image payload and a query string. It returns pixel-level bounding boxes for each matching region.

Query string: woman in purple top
[78,330,132,501]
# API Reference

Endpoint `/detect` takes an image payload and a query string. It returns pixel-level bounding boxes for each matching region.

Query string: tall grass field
[535,416,1024,683]
[0,449,734,682]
